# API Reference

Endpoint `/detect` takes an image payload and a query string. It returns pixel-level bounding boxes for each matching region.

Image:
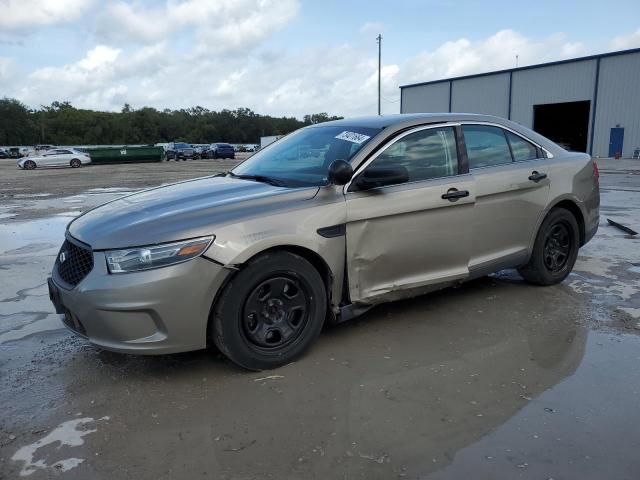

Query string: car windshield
[231,125,381,187]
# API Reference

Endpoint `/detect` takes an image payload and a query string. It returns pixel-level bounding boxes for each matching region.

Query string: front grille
[56,238,94,287]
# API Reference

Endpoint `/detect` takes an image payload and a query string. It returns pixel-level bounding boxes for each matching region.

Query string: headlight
[105,236,214,274]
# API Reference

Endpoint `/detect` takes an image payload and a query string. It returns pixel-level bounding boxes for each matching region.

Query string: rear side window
[369,127,458,183]
[463,125,512,168]
[506,131,539,161]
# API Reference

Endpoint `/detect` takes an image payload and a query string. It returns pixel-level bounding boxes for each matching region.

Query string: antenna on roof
[515,54,519,68]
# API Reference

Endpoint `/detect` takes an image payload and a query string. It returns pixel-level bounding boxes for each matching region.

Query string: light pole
[377,34,382,116]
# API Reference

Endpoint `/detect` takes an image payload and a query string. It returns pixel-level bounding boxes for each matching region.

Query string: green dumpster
[84,145,164,164]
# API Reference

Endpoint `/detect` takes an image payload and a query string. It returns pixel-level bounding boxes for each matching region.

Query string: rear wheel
[24,160,36,170]
[70,158,81,168]
[211,251,326,370]
[518,208,580,285]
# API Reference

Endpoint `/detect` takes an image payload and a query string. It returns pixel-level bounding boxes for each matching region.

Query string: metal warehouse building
[400,47,640,158]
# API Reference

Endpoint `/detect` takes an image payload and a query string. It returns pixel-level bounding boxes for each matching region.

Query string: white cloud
[5,27,638,119]
[610,28,640,50]
[399,30,587,85]
[0,0,93,29]
[97,0,299,55]
[17,44,161,110]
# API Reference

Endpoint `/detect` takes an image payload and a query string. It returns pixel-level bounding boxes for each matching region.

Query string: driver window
[367,127,459,183]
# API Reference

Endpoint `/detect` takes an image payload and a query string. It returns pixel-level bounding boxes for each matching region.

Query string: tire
[518,208,580,286]
[70,158,81,168]
[211,251,327,370]
[23,160,36,170]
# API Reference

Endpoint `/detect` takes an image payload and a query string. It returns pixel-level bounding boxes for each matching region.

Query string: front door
[609,127,624,157]
[345,125,475,304]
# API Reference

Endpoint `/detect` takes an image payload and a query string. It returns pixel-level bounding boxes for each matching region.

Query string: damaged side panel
[346,176,475,304]
[203,186,347,305]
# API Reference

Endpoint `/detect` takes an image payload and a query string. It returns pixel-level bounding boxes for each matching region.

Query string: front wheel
[518,208,580,285]
[23,160,37,170]
[70,158,81,168]
[211,251,326,370]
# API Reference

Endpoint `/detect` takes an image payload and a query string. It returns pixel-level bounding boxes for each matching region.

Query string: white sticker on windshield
[335,131,370,144]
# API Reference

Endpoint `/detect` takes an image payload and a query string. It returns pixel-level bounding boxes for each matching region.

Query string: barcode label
[335,131,370,144]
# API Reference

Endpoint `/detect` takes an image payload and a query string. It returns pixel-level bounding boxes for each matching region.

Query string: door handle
[528,171,547,182]
[441,188,469,201]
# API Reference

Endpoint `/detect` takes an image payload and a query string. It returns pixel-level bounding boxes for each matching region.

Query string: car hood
[68,176,319,250]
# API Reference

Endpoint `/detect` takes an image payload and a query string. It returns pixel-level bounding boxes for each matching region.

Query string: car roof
[311,113,518,129]
[310,113,565,157]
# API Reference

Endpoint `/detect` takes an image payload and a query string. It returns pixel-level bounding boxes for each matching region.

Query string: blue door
[609,127,624,157]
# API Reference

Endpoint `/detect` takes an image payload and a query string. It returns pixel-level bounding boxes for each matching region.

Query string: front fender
[202,187,347,304]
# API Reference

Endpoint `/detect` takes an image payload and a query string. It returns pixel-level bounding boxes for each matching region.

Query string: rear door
[40,150,60,166]
[47,149,71,166]
[345,124,475,304]
[462,124,551,273]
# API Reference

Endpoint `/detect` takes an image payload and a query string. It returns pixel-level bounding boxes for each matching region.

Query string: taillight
[592,160,599,180]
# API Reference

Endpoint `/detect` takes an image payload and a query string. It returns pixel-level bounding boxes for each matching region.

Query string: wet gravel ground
[0,157,243,218]
[1,158,639,479]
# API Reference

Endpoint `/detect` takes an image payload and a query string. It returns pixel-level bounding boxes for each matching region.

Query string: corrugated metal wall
[451,73,510,117]
[592,51,640,158]
[401,81,450,113]
[400,50,640,158]
[510,60,597,130]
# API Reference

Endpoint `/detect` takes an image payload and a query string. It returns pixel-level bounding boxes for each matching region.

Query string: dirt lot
[1,159,640,479]
[0,156,243,199]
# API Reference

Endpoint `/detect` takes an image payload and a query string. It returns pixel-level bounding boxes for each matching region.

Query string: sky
[1,0,639,118]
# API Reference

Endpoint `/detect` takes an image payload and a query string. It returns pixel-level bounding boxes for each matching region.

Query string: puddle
[567,189,640,326]
[11,416,110,476]
[427,332,640,480]
[54,211,82,217]
[0,313,63,344]
[12,193,52,198]
[0,217,71,254]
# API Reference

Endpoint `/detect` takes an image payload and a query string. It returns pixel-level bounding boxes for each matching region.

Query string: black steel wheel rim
[543,222,572,273]
[241,274,311,350]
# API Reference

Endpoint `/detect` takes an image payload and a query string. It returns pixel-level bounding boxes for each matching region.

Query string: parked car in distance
[0,148,9,159]
[35,144,55,152]
[166,142,195,161]
[209,143,235,159]
[18,148,91,169]
[48,113,599,370]
[193,145,210,159]
[9,147,26,158]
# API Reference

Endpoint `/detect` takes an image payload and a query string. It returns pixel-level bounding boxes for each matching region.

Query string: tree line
[0,98,343,146]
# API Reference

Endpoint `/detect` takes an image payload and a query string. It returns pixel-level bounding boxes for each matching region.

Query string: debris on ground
[253,375,285,382]
[606,218,638,235]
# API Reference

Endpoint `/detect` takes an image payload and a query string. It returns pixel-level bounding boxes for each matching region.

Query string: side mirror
[353,166,409,191]
[327,159,353,185]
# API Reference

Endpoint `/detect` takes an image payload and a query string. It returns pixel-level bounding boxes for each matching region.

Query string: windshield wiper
[227,172,287,187]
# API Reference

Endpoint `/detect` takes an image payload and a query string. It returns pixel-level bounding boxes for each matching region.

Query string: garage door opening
[533,101,590,152]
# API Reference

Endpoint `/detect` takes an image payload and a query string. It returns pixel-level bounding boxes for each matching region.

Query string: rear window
[462,125,512,168]
[506,131,539,161]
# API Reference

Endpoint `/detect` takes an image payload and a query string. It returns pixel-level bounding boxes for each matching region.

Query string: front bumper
[49,251,230,354]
